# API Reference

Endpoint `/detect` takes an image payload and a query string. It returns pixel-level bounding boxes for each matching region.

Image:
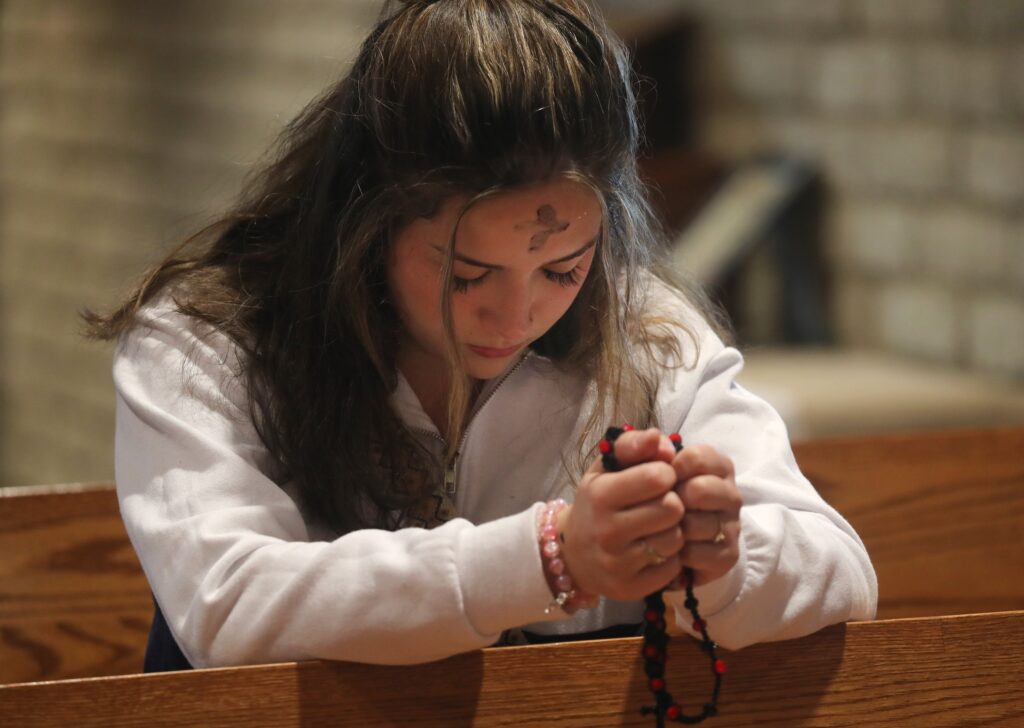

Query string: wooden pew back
[2,611,1022,726]
[0,484,151,682]
[2,427,1023,684]
[793,427,1024,619]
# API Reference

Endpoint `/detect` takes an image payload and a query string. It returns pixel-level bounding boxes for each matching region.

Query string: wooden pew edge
[3,611,1023,727]
[0,481,115,498]
[4,609,1021,690]
[790,423,1024,449]
[862,608,1024,626]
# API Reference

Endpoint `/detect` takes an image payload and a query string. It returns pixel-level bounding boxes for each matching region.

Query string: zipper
[444,456,459,498]
[412,354,529,501]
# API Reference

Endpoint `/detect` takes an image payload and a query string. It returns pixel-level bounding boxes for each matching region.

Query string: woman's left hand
[671,444,743,586]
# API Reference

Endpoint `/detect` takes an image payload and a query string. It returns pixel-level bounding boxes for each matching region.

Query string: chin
[465,352,522,380]
[466,361,509,380]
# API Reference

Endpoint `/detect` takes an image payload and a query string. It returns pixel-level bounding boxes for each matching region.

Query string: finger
[652,434,677,465]
[598,554,681,602]
[614,490,685,540]
[673,444,734,482]
[681,509,726,542]
[585,429,675,477]
[590,460,678,511]
[635,524,685,566]
[613,428,674,468]
[586,428,656,475]
[632,555,684,597]
[680,540,739,585]
[675,474,743,513]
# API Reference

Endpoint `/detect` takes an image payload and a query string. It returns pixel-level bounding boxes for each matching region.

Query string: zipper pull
[444,452,459,497]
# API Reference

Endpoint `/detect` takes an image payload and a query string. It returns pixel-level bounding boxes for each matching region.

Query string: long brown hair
[85,0,717,533]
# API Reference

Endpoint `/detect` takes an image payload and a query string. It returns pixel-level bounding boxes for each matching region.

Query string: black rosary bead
[601,426,723,726]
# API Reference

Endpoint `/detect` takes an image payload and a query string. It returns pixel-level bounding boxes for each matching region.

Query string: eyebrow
[437,235,599,271]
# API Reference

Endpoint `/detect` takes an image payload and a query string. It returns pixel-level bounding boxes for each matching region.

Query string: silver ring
[640,538,668,566]
[713,514,726,545]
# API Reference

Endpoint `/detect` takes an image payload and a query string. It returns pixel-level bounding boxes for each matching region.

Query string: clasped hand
[559,428,743,602]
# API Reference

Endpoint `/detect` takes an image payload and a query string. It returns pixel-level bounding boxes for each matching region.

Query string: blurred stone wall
[1,0,1022,486]
[0,0,382,486]
[669,0,1024,376]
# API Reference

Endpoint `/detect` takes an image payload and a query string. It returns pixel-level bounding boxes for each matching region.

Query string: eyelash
[544,268,583,288]
[452,267,583,293]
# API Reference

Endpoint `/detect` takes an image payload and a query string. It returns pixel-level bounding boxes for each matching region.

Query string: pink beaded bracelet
[538,499,597,614]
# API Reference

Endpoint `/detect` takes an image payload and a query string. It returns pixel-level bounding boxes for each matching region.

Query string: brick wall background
[1,0,1022,486]
[663,0,1024,375]
[0,0,382,486]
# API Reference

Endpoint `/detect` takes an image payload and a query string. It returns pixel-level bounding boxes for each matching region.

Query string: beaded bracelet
[537,499,598,614]
[600,425,724,725]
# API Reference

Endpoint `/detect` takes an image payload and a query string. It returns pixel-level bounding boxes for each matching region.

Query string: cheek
[390,253,442,330]
[553,260,595,312]
[525,281,586,332]
[415,281,445,336]
[449,292,477,333]
[546,285,584,319]
[547,262,597,324]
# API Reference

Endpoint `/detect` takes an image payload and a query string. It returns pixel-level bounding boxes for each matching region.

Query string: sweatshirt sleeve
[657,320,879,650]
[113,305,559,668]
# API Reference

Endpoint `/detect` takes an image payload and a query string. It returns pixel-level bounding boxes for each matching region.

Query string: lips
[468,343,523,358]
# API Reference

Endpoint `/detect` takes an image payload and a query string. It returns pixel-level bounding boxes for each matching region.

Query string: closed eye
[453,265,587,293]
[452,270,490,293]
[543,267,584,287]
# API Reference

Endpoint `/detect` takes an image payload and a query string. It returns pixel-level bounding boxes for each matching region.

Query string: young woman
[88,0,877,672]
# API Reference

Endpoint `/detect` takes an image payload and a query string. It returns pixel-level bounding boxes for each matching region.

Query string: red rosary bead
[600,426,721,725]
[622,423,635,431]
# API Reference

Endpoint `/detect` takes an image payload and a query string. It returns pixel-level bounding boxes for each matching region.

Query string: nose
[482,280,534,343]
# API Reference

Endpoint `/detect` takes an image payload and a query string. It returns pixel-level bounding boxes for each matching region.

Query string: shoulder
[113,294,250,425]
[629,273,746,430]
[630,272,729,374]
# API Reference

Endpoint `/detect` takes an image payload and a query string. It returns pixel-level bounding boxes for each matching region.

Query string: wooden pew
[793,427,1024,620]
[2,427,1023,685]
[2,611,1022,727]
[0,483,152,682]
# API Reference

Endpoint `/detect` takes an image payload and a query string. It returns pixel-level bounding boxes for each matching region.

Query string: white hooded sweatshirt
[113,290,877,669]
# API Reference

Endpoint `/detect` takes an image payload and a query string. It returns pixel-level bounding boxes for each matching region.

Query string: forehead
[456,179,602,245]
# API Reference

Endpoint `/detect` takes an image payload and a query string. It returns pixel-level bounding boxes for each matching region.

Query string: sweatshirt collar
[389,371,440,435]
[388,351,533,437]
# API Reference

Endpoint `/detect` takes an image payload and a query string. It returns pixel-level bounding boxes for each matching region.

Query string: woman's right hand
[557,428,685,602]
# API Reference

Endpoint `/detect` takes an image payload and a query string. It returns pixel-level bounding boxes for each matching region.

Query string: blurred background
[1,0,1023,487]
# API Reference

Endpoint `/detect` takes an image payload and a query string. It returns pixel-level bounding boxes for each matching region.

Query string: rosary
[600,426,724,726]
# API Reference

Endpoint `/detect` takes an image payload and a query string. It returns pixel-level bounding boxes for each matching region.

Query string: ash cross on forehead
[515,204,570,251]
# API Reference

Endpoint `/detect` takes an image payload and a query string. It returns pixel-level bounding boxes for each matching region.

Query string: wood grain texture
[0,486,151,682]
[2,611,1022,727]
[793,427,1024,619]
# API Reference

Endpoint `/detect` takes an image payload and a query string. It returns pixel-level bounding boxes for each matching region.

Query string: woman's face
[388,177,602,383]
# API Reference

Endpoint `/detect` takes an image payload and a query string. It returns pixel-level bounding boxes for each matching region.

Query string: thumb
[586,427,670,475]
